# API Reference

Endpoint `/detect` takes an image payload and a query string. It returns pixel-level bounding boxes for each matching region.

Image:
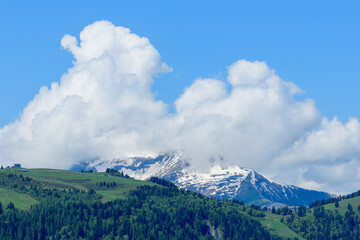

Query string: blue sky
[1,1,360,193]
[1,1,359,127]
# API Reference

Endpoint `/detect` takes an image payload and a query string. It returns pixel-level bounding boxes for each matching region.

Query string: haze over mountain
[0,21,360,194]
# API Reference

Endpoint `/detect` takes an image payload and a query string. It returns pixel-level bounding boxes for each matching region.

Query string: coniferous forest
[2,168,360,239]
[281,192,360,239]
[0,169,279,240]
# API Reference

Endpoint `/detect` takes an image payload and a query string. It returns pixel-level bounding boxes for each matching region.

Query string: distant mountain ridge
[73,151,331,207]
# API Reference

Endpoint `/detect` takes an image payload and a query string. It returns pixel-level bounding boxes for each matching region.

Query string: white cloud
[0,20,360,194]
[171,60,320,169]
[0,21,170,169]
[227,60,272,87]
[298,161,360,194]
[275,117,360,164]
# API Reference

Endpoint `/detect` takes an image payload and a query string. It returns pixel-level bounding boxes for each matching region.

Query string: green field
[0,168,156,205]
[0,187,38,210]
[323,195,360,215]
[257,212,305,240]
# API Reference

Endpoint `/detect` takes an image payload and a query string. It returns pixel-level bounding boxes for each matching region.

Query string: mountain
[74,151,332,207]
[0,167,293,239]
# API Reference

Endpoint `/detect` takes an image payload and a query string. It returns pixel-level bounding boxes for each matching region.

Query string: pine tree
[271,206,276,214]
[7,201,15,210]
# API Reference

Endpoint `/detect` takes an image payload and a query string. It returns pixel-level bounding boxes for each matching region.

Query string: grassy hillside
[258,213,305,240]
[0,168,155,204]
[323,195,360,215]
[274,192,360,239]
[0,187,38,210]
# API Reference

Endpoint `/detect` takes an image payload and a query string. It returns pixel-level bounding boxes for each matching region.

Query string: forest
[267,188,360,239]
[1,167,360,239]
[0,168,279,240]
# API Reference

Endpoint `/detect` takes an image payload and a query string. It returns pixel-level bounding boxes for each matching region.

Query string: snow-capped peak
[76,151,331,207]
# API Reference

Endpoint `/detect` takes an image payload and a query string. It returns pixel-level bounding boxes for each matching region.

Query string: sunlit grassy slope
[257,212,305,240]
[323,195,360,215]
[0,187,38,210]
[290,195,360,224]
[0,168,155,206]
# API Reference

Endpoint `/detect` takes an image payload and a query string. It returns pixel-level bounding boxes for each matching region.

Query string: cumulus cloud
[275,117,360,164]
[0,21,171,169]
[0,20,359,194]
[168,60,321,169]
[270,117,360,193]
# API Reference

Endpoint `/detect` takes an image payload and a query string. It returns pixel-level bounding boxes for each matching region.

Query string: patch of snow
[250,171,256,185]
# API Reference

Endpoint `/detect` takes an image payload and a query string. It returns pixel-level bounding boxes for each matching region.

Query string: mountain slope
[80,152,331,207]
[0,168,155,204]
[0,168,287,240]
[280,190,360,239]
[0,187,38,210]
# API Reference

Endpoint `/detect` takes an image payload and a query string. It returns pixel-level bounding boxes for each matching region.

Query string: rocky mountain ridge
[73,151,331,207]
